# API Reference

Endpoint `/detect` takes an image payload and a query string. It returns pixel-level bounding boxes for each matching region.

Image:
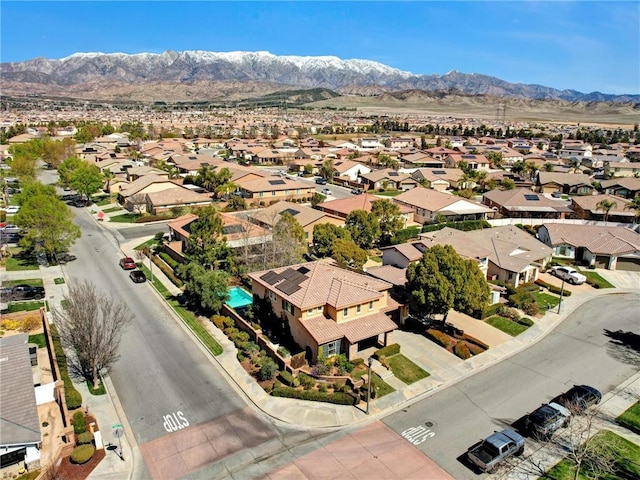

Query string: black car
[524,402,571,440]
[553,385,602,413]
[315,177,327,185]
[5,285,45,301]
[129,270,146,283]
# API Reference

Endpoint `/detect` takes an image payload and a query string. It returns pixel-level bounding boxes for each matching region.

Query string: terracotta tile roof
[303,311,397,344]
[571,194,632,214]
[119,175,178,197]
[484,188,571,213]
[317,193,413,217]
[600,177,640,191]
[538,172,592,186]
[418,227,492,261]
[250,201,343,228]
[249,259,391,310]
[543,224,640,255]
[237,177,312,193]
[145,187,213,207]
[361,168,413,183]
[366,265,408,286]
[167,213,198,237]
[395,187,493,215]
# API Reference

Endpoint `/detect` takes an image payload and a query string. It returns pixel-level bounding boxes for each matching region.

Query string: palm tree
[624,197,640,224]
[475,171,488,192]
[102,170,115,193]
[543,162,555,172]
[215,181,239,200]
[596,199,617,223]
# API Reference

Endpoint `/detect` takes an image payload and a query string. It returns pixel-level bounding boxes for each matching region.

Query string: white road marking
[163,411,189,433]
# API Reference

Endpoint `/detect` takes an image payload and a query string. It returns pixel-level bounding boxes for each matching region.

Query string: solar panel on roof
[297,266,310,274]
[433,170,446,175]
[524,194,540,201]
[268,179,286,185]
[388,171,399,176]
[281,208,300,216]
[223,224,245,235]
[277,281,302,296]
[260,271,282,285]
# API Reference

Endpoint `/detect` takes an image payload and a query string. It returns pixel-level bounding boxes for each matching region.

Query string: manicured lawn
[486,316,528,336]
[544,430,640,480]
[28,333,46,348]
[352,369,395,398]
[3,278,44,288]
[387,354,430,384]
[108,213,142,223]
[134,237,156,251]
[2,301,45,314]
[5,250,40,271]
[375,190,402,197]
[580,270,616,289]
[95,197,113,207]
[368,256,383,263]
[534,291,560,310]
[86,380,107,396]
[616,400,640,435]
[101,206,123,213]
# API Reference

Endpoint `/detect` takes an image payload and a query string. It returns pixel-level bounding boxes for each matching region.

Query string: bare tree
[53,281,133,390]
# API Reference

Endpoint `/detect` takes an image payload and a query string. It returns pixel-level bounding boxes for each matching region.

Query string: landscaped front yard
[386,354,429,384]
[4,248,40,271]
[616,400,640,435]
[486,316,531,336]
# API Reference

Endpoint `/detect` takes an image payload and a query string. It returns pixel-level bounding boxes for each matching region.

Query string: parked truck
[467,429,525,473]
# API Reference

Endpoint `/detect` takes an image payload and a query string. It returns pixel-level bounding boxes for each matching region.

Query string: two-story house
[248,260,399,362]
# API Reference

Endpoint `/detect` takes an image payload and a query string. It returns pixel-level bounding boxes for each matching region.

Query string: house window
[368,301,374,311]
[259,192,264,198]
[282,300,294,315]
[285,190,290,195]
[272,191,276,196]
[321,339,341,357]
[343,307,349,318]
[296,189,300,194]
[356,304,362,314]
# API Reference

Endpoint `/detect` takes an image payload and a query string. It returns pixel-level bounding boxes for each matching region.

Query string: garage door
[616,257,640,272]
[595,255,609,268]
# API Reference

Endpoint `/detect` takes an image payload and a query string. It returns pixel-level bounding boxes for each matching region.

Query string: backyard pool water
[227,286,253,309]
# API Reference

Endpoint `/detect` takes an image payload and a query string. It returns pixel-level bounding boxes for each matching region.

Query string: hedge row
[159,251,180,270]
[50,324,83,410]
[425,329,453,349]
[374,343,400,359]
[535,279,573,297]
[278,370,298,387]
[150,253,184,288]
[73,411,86,434]
[134,214,170,223]
[271,386,358,405]
[422,219,491,233]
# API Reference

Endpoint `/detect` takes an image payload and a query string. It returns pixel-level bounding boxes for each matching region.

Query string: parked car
[54,252,77,264]
[129,270,146,283]
[350,188,363,195]
[5,285,46,301]
[119,257,136,270]
[1,206,20,214]
[550,266,587,285]
[553,385,602,414]
[0,232,20,244]
[321,188,332,196]
[1,224,20,234]
[524,402,571,440]
[315,177,327,185]
[467,429,525,473]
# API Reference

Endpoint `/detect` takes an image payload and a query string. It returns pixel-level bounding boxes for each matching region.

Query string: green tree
[596,199,617,223]
[543,162,555,172]
[41,137,76,168]
[624,197,640,223]
[57,157,83,188]
[69,163,103,201]
[226,195,247,211]
[331,238,368,270]
[312,223,351,258]
[487,151,503,168]
[271,212,306,267]
[371,199,404,246]
[345,210,381,250]
[14,179,56,205]
[177,262,230,313]
[501,178,516,190]
[511,160,526,176]
[310,192,326,207]
[406,245,489,323]
[319,158,335,181]
[186,206,236,271]
[15,194,81,258]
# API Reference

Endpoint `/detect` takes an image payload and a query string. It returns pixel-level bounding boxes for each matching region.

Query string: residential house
[558,144,593,159]
[538,223,640,271]
[424,147,458,161]
[315,193,413,224]
[604,160,640,178]
[536,172,594,195]
[332,160,372,182]
[145,187,213,215]
[600,177,640,199]
[0,335,42,471]
[401,151,446,168]
[247,201,344,244]
[118,174,181,211]
[463,226,553,286]
[445,154,491,172]
[166,212,271,262]
[410,168,465,191]
[385,137,415,150]
[393,187,493,224]
[570,194,634,223]
[236,177,315,204]
[248,259,399,362]
[359,168,418,191]
[483,188,571,219]
[357,137,385,150]
[127,166,169,182]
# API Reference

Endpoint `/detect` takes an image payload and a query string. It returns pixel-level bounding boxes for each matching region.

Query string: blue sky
[1,1,638,95]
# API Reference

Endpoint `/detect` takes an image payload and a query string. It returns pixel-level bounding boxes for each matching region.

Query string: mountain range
[1,50,638,104]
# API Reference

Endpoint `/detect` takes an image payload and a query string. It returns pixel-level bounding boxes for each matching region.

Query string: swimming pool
[226,286,253,309]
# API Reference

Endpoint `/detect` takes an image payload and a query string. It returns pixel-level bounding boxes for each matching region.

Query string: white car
[1,206,19,214]
[550,266,586,285]
[321,188,332,196]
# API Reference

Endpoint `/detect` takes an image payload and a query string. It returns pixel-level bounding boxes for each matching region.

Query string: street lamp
[557,277,565,314]
[366,356,374,415]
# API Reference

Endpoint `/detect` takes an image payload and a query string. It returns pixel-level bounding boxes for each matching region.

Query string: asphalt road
[382,293,640,479]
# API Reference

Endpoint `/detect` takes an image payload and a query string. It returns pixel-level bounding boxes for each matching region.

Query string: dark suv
[524,402,571,440]
[553,385,602,414]
[3,285,45,301]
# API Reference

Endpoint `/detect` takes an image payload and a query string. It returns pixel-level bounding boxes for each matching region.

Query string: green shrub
[150,254,183,287]
[77,431,94,445]
[518,282,540,292]
[271,386,358,405]
[374,343,400,359]
[70,444,95,464]
[277,346,290,358]
[499,306,521,320]
[210,315,226,329]
[259,357,278,381]
[159,252,179,269]
[535,279,572,297]
[467,343,485,356]
[297,372,315,389]
[517,317,534,327]
[425,329,453,348]
[421,219,491,233]
[278,370,297,387]
[65,388,83,410]
[72,412,86,434]
[334,354,354,374]
[352,358,365,367]
[462,334,489,350]
[479,303,502,319]
[454,341,472,360]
